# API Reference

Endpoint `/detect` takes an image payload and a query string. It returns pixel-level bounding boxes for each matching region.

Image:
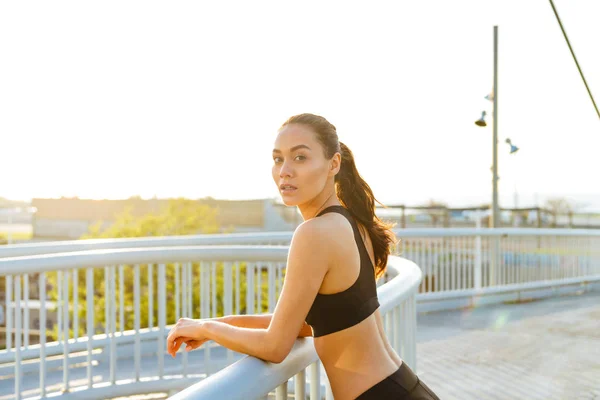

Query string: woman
[167,113,439,399]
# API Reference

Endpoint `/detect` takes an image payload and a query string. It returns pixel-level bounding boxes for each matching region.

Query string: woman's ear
[329,152,342,176]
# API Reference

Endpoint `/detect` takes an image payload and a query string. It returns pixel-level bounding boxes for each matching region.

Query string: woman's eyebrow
[272,144,311,153]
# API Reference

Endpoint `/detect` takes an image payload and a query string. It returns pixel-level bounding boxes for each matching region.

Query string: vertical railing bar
[58,270,63,343]
[119,265,124,333]
[463,237,468,288]
[24,274,29,348]
[434,240,440,292]
[426,240,432,292]
[268,262,276,312]
[39,272,47,397]
[187,262,193,318]
[409,294,417,371]
[148,264,154,330]
[15,276,22,400]
[201,262,210,375]
[86,268,94,388]
[182,263,189,376]
[235,262,241,315]
[63,269,70,392]
[276,383,288,400]
[246,262,255,316]
[175,263,180,321]
[482,237,488,288]
[419,240,425,292]
[211,262,217,317]
[224,262,233,365]
[110,266,117,385]
[104,267,109,337]
[5,275,13,351]
[438,239,444,291]
[182,262,187,319]
[295,370,306,400]
[452,236,458,290]
[256,263,262,313]
[384,312,392,347]
[134,264,141,382]
[158,263,166,378]
[73,269,79,340]
[393,305,400,351]
[310,361,321,400]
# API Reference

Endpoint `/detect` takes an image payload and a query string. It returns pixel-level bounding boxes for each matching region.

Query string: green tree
[46,198,237,339]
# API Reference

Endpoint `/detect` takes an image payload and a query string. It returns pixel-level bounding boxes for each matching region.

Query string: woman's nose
[279,162,293,178]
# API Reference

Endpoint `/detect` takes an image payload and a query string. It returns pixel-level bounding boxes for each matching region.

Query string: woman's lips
[281,187,297,195]
[280,184,298,195]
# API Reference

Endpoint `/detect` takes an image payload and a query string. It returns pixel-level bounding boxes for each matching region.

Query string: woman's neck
[299,191,341,221]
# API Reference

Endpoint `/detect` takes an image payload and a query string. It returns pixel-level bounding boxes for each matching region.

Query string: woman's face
[272,124,333,207]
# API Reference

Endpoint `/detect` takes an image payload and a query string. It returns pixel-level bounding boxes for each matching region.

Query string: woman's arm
[167,219,330,362]
[220,314,313,337]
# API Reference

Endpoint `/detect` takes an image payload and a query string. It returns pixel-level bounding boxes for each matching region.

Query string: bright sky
[1,1,599,210]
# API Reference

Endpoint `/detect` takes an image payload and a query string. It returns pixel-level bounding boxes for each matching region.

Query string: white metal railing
[0,247,420,400]
[0,247,290,400]
[2,228,600,398]
[169,256,421,400]
[4,228,599,292]
[0,232,294,258]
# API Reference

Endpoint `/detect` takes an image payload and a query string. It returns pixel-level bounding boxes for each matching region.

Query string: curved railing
[169,256,422,400]
[2,228,599,399]
[0,232,294,258]
[0,247,288,400]
[4,227,598,294]
[0,247,420,400]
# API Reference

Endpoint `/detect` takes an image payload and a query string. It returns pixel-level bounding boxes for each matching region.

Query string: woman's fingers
[168,335,193,357]
[167,319,207,357]
[184,338,209,351]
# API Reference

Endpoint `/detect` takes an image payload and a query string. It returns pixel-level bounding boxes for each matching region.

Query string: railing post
[310,361,321,400]
[158,263,166,378]
[63,270,70,391]
[86,267,94,388]
[5,275,13,350]
[475,231,483,290]
[40,272,47,397]
[14,275,22,400]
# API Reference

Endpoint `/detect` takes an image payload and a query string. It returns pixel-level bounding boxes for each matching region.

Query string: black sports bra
[305,205,380,337]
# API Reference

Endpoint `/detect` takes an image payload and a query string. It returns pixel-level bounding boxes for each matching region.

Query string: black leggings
[356,362,440,399]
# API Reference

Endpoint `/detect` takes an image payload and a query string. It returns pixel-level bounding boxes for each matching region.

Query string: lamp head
[475,111,487,127]
[505,138,519,154]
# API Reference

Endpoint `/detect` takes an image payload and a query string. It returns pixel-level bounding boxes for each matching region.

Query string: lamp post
[473,26,500,286]
[491,25,500,229]
[474,25,500,228]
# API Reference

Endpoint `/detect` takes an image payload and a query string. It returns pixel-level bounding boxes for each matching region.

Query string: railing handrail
[0,232,294,258]
[0,246,289,276]
[3,227,600,258]
[169,256,422,400]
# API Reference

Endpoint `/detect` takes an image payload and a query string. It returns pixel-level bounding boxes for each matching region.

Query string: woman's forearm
[219,313,313,337]
[202,320,278,362]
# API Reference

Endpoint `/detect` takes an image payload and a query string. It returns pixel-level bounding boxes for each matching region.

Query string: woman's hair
[280,113,398,279]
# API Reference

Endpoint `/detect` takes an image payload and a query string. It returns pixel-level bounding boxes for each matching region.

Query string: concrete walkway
[416,290,600,400]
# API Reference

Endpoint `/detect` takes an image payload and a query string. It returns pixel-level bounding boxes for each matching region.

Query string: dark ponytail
[280,114,397,279]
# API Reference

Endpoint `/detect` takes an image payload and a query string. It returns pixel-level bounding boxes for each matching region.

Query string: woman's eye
[273,157,282,163]
[295,155,306,161]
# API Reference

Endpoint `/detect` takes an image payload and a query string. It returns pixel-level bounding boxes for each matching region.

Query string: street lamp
[505,138,519,154]
[475,111,487,127]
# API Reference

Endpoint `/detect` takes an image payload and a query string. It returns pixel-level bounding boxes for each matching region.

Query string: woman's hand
[166,318,209,358]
